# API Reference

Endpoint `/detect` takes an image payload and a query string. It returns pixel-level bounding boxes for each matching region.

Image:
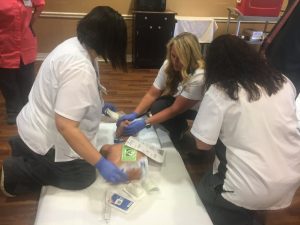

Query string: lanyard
[92,59,107,96]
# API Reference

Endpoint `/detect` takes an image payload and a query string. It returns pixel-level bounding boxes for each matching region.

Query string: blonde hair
[164,32,204,96]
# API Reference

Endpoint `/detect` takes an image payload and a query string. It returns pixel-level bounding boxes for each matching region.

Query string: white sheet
[174,16,218,43]
[34,123,213,225]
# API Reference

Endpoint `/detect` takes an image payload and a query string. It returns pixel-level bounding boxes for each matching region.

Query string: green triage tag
[121,145,137,162]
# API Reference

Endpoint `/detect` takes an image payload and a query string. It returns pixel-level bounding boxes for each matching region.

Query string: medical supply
[236,0,283,17]
[104,190,112,224]
[141,178,159,193]
[104,108,120,121]
[123,182,146,200]
[110,192,135,213]
[125,136,166,163]
[119,156,148,180]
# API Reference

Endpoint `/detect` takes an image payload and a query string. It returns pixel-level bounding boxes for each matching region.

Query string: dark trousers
[0,62,35,115]
[2,136,96,195]
[197,171,260,225]
[150,95,197,145]
[197,140,261,225]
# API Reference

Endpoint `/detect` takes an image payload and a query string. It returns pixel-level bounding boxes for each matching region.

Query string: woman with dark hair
[191,34,300,225]
[117,32,205,148]
[77,6,127,71]
[1,6,128,197]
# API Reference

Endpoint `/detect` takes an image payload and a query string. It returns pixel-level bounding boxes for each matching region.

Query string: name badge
[23,0,32,7]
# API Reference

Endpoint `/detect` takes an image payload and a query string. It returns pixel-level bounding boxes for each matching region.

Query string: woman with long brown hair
[191,34,300,225]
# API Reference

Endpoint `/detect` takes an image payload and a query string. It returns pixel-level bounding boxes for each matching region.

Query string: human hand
[102,102,117,115]
[122,118,146,136]
[116,112,138,126]
[95,157,128,184]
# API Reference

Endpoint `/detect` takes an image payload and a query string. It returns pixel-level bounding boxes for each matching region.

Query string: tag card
[23,0,33,7]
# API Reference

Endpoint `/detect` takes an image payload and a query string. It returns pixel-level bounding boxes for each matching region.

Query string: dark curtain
[263,0,300,94]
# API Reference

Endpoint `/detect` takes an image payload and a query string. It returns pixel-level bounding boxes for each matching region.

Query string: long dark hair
[205,34,286,101]
[77,6,127,71]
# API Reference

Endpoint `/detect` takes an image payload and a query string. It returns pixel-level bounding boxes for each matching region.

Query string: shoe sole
[1,165,15,197]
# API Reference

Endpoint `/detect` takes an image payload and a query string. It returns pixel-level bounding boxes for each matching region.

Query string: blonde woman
[117,32,205,148]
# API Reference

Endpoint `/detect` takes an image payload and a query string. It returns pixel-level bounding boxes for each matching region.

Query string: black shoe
[179,126,190,141]
[170,127,190,151]
[6,113,17,125]
[0,164,16,197]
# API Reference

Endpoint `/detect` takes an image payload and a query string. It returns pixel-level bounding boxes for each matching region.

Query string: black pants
[197,140,261,225]
[2,136,96,195]
[0,61,35,116]
[150,95,197,145]
[197,171,260,225]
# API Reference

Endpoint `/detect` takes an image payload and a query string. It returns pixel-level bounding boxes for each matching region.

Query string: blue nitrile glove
[122,118,146,136]
[116,112,138,126]
[95,157,128,184]
[102,102,117,115]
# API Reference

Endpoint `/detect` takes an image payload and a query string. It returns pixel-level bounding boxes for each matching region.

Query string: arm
[55,113,128,183]
[134,85,162,115]
[146,95,198,125]
[116,85,162,126]
[194,138,213,151]
[190,90,223,152]
[55,113,101,165]
[122,94,199,136]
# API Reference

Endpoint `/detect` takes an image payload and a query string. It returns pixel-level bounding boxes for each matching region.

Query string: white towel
[174,16,218,43]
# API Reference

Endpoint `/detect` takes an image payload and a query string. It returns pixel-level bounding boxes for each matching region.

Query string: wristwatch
[145,120,151,128]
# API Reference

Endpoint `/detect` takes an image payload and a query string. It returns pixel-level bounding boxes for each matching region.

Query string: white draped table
[34,123,213,225]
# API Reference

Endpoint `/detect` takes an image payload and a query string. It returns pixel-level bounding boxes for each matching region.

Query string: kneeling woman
[191,34,300,225]
[118,32,205,148]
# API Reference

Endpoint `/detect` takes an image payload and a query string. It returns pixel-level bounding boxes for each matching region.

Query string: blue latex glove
[122,118,146,136]
[102,102,117,115]
[95,157,128,184]
[116,112,138,126]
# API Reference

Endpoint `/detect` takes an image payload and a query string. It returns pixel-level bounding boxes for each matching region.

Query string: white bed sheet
[34,123,213,225]
[174,16,218,43]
